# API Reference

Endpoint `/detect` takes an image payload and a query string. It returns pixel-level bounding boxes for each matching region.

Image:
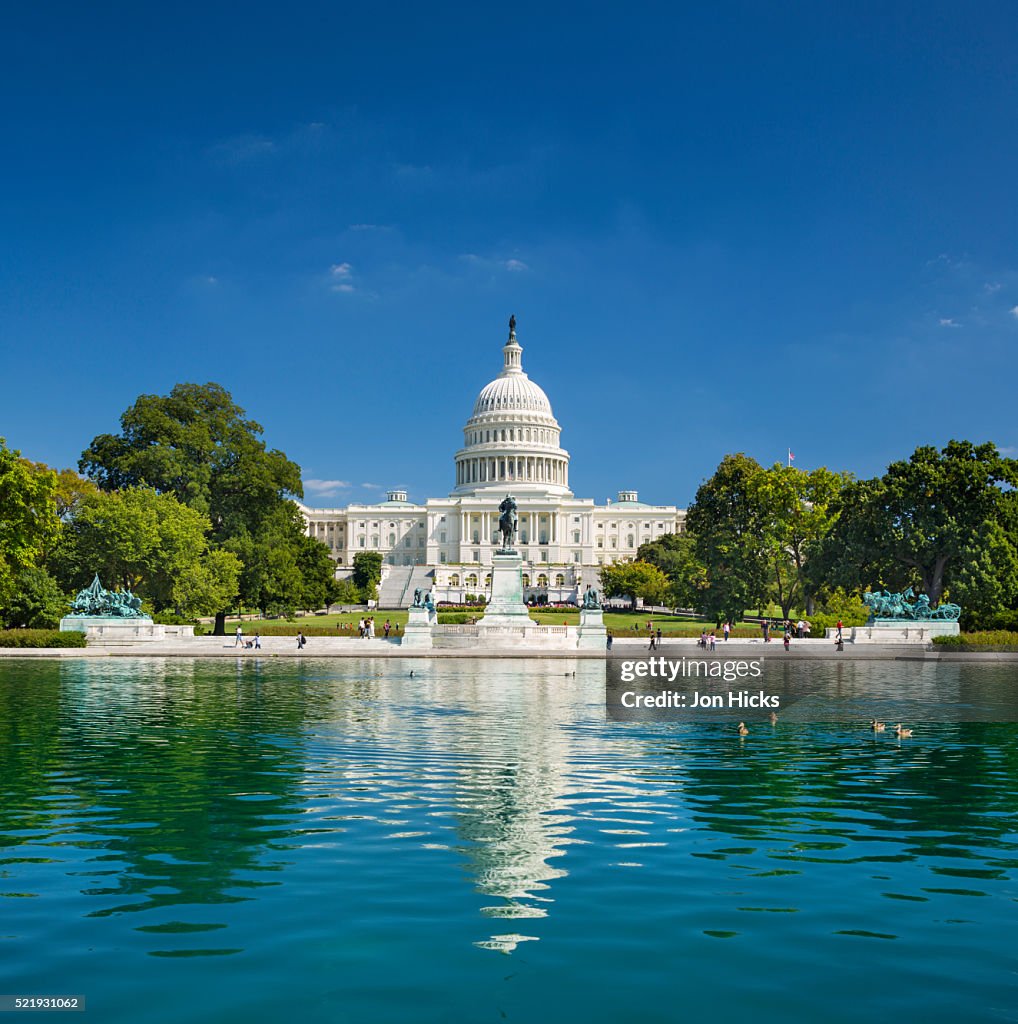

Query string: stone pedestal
[477,552,531,626]
[577,607,608,650]
[401,605,435,648]
[59,615,175,645]
[827,620,961,644]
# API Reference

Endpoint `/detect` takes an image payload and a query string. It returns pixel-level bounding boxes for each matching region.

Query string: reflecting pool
[0,658,1016,1023]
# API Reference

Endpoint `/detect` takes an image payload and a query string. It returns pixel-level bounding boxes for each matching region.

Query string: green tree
[685,453,770,623]
[56,487,241,618]
[1,566,68,629]
[0,439,61,611]
[598,560,671,610]
[79,383,304,633]
[637,531,709,610]
[814,441,1018,610]
[352,551,383,603]
[296,536,337,612]
[752,464,847,618]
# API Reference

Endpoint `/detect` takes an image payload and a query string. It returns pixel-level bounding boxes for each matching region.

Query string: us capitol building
[298,318,687,606]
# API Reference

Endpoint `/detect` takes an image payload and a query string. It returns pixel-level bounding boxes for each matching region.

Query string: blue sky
[3,2,1017,508]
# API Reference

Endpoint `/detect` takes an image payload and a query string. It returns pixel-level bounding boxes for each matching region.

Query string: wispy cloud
[329,262,355,293]
[304,479,351,497]
[999,445,1018,457]
[1010,306,1018,319]
[939,318,961,328]
[458,252,531,274]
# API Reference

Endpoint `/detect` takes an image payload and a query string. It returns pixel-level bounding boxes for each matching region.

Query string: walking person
[254,632,261,650]
[783,628,791,652]
[709,631,716,652]
[656,627,662,646]
[384,619,391,639]
[649,632,656,651]
[235,624,243,648]
[723,620,730,642]
[606,630,613,652]
[296,631,306,650]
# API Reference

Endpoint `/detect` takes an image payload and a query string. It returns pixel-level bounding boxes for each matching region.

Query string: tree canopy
[813,441,1018,616]
[598,560,671,610]
[0,440,61,614]
[77,383,330,631]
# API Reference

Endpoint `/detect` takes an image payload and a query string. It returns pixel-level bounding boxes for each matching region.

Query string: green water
[0,658,1016,1023]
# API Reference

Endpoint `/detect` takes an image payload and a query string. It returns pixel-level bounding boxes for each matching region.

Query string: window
[388,533,396,546]
[610,538,617,548]
[522,574,530,587]
[466,573,477,587]
[359,537,365,548]
[537,573,548,587]
[555,574,565,587]
[541,551,549,562]
[440,552,447,563]
[597,523,603,529]
[573,552,580,563]
[573,517,580,523]
[371,535,379,547]
[597,538,603,548]
[440,532,446,543]
[450,573,460,586]
[389,522,395,528]
[484,574,492,587]
[473,551,480,561]
[404,537,411,548]
[573,531,580,543]
[627,534,634,548]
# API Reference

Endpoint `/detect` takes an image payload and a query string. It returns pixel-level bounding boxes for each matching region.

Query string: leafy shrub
[436,612,480,624]
[0,629,87,648]
[933,631,1018,648]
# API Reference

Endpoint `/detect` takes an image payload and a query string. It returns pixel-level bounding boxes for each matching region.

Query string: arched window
[484,573,492,587]
[522,574,530,587]
[537,574,548,587]
[466,573,478,588]
[627,534,634,548]
[388,533,396,546]
[450,573,460,586]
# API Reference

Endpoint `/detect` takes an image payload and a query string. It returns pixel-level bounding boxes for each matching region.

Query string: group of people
[760,618,813,644]
[697,630,717,651]
[234,626,262,650]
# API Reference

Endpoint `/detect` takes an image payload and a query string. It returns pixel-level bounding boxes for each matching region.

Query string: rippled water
[1,658,1016,1023]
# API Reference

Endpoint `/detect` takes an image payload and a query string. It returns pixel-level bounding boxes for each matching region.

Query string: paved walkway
[1,636,1014,661]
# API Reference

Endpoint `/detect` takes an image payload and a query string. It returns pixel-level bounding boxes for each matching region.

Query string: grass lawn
[213,608,769,638]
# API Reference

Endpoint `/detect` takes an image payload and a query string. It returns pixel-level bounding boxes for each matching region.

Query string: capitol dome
[453,318,571,497]
[471,371,553,418]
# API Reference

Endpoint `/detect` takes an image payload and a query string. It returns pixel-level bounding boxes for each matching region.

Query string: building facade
[299,320,687,604]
